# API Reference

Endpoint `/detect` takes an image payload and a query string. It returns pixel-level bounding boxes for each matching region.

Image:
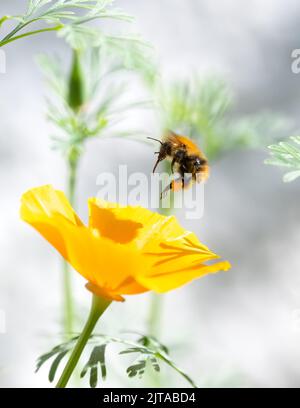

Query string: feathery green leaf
[36,332,197,388]
[266,136,300,182]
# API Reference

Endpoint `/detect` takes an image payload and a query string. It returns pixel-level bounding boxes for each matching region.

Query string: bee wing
[164,130,183,148]
[164,131,202,155]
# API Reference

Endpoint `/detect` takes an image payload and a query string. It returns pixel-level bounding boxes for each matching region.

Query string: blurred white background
[1,0,300,387]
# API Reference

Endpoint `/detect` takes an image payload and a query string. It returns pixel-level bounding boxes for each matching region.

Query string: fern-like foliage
[0,0,133,49]
[136,65,290,162]
[81,344,108,387]
[36,333,197,388]
[265,136,300,182]
[36,337,77,382]
[38,41,153,161]
[158,76,291,161]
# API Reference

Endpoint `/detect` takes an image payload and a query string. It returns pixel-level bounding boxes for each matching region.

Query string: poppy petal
[20,185,83,261]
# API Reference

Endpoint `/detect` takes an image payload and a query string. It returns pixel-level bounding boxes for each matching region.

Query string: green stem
[147,161,173,337]
[0,25,62,48]
[62,260,74,337]
[61,47,85,337]
[56,294,111,388]
[62,155,79,337]
[146,161,174,387]
[0,20,32,44]
[147,293,163,337]
[67,155,78,207]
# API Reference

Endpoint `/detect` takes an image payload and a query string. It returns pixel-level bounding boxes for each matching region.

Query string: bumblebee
[148,131,209,195]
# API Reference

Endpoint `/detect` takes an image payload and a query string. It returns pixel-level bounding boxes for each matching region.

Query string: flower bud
[68,49,85,112]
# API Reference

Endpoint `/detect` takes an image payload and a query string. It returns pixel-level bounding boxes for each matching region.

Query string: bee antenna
[147,136,163,145]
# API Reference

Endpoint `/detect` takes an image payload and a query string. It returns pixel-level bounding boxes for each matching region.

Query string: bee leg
[153,158,161,173]
[160,181,173,200]
[183,175,194,190]
[152,152,167,173]
[171,158,176,173]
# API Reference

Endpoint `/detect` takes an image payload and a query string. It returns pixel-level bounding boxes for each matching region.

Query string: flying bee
[148,130,209,197]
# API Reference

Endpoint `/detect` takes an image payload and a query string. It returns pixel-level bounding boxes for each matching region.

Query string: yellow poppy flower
[20,185,230,302]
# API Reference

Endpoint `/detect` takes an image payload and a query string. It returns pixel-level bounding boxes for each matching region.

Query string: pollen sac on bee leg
[160,173,192,199]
